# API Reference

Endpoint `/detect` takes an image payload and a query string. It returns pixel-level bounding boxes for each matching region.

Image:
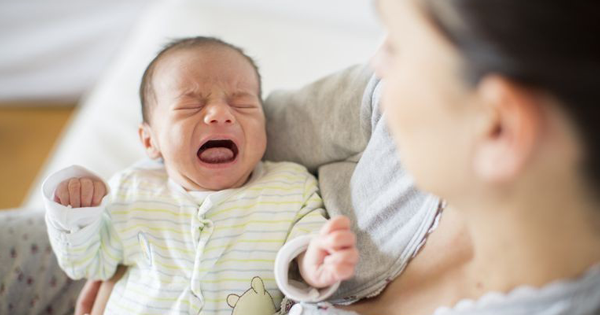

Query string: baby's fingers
[323,230,356,252]
[68,178,82,208]
[92,181,106,206]
[54,181,70,206]
[53,177,105,208]
[320,216,351,236]
[80,178,94,207]
[324,248,359,266]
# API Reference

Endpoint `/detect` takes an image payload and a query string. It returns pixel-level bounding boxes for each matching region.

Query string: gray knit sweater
[264,64,600,315]
[264,64,440,303]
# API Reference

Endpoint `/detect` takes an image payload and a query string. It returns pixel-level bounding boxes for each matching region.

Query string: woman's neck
[456,180,600,293]
[346,179,600,315]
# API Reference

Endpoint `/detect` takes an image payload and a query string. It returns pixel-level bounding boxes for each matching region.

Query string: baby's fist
[299,216,359,288]
[54,177,106,208]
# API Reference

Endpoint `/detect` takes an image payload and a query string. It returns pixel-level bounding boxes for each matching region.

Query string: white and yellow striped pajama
[42,160,327,315]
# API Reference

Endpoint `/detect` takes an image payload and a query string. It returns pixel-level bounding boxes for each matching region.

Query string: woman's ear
[473,75,541,184]
[138,123,162,159]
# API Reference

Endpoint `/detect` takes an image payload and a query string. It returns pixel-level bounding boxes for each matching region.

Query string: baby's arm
[275,173,358,302]
[42,165,123,281]
[297,216,358,289]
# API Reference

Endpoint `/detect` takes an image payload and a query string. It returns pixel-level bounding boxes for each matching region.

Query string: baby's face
[143,47,266,191]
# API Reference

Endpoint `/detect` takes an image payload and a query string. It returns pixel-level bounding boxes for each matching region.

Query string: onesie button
[289,304,303,315]
[198,201,213,217]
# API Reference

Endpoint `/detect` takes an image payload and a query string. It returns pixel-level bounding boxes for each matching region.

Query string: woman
[373,0,598,313]
[282,0,600,313]
[78,0,600,314]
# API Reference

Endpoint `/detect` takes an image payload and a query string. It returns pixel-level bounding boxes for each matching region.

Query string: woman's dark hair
[422,0,600,189]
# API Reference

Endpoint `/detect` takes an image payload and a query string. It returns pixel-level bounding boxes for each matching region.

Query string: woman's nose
[203,103,235,125]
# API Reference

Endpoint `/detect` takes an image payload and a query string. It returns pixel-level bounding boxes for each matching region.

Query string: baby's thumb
[320,216,351,236]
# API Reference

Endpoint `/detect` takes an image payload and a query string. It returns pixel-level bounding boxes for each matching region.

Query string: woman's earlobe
[138,123,162,160]
[473,76,541,184]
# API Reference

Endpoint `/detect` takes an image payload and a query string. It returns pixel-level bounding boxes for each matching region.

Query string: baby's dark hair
[139,36,262,123]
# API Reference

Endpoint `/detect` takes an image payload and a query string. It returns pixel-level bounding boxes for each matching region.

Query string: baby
[42,37,358,315]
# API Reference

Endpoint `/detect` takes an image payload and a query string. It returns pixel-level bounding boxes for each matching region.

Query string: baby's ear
[139,123,162,159]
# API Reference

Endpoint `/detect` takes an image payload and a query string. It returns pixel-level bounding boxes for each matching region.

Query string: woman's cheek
[383,74,410,124]
[381,84,408,154]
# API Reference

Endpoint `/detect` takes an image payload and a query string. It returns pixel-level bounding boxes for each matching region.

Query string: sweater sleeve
[263,64,374,174]
[42,165,123,281]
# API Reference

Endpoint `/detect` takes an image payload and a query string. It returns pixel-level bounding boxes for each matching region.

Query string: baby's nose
[204,104,235,125]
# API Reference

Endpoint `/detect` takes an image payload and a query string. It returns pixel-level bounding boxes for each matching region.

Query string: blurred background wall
[0,0,152,209]
[0,0,150,103]
[0,0,380,103]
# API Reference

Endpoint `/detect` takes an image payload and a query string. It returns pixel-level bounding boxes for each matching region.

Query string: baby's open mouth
[197,140,239,164]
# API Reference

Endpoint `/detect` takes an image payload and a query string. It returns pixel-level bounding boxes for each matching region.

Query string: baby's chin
[164,155,257,191]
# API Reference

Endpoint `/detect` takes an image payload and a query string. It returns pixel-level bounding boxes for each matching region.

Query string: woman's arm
[75,265,126,315]
[263,64,374,173]
[74,279,101,315]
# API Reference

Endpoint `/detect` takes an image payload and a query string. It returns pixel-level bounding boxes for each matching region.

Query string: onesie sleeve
[42,165,123,281]
[274,174,340,303]
[286,174,328,241]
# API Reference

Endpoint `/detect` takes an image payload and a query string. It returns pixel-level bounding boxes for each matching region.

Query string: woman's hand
[74,265,127,315]
[75,280,102,315]
[298,216,359,288]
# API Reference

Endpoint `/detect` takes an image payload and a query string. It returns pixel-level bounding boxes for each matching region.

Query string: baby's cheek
[248,122,267,150]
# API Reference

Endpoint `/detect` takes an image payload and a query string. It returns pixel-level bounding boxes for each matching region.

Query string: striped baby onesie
[43,160,327,315]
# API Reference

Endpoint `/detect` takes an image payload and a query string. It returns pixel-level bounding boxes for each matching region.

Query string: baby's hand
[54,177,107,208]
[298,216,359,288]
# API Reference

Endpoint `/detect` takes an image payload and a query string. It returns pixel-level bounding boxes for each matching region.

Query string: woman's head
[373,0,599,205]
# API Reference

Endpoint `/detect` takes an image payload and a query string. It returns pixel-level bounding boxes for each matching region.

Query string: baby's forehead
[157,46,259,85]
[160,44,253,71]
[166,43,228,57]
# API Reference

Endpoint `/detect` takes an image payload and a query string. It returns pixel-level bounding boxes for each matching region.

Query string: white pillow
[23,0,382,208]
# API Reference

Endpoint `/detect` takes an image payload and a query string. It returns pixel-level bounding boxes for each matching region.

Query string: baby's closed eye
[231,103,258,109]
[174,104,204,110]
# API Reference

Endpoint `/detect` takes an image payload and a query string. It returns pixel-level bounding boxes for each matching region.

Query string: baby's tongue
[199,147,234,163]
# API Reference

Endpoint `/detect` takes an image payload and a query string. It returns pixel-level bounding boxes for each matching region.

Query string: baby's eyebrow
[176,90,212,100]
[231,91,256,98]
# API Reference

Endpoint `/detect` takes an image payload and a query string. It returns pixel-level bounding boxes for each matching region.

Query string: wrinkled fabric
[264,65,440,302]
